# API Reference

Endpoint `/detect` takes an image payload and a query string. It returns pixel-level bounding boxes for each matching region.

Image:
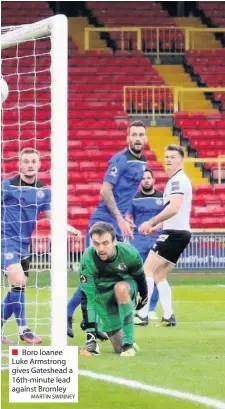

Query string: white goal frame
[1,15,68,347]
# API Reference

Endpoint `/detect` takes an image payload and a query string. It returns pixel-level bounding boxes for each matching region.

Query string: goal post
[1,15,68,348]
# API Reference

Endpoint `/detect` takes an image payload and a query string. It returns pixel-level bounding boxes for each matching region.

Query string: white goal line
[79,370,225,409]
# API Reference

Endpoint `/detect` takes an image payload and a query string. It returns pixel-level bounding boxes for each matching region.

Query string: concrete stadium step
[154,65,213,112]
[68,17,108,51]
[174,17,222,49]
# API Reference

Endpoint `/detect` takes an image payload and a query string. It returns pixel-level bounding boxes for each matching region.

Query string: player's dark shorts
[1,240,31,276]
[151,230,191,265]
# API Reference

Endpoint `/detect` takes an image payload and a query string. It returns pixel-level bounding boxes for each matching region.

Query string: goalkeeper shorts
[95,279,138,333]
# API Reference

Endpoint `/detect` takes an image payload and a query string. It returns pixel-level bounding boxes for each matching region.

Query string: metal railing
[30,235,86,270]
[176,87,225,112]
[185,157,225,184]
[84,26,142,51]
[84,26,225,60]
[123,86,225,123]
[123,85,176,119]
[30,232,225,270]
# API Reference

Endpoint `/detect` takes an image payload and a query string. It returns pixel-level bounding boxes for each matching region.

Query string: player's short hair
[127,120,146,134]
[19,148,40,159]
[90,222,116,241]
[144,168,154,178]
[165,144,184,158]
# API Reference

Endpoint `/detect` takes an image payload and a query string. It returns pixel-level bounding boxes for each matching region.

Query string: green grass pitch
[1,273,225,409]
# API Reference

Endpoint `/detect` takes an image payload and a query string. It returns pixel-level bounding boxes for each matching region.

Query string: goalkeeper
[1,148,81,345]
[80,222,148,357]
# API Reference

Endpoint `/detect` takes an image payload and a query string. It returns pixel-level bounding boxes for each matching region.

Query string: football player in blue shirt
[1,148,80,344]
[125,169,163,325]
[67,120,147,338]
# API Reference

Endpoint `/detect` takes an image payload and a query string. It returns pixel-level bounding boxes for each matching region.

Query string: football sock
[138,277,154,318]
[157,280,173,319]
[67,285,81,318]
[10,286,27,327]
[118,302,134,346]
[1,292,13,328]
[149,284,159,312]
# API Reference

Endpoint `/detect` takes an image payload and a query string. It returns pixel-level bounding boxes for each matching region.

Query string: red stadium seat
[201,217,224,228]
[2,3,223,232]
[191,217,203,228]
[68,206,89,218]
[204,195,222,206]
[214,184,225,194]
[195,185,213,195]
[192,196,206,207]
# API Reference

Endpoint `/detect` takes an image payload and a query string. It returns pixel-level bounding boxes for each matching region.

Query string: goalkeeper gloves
[80,320,108,341]
[80,332,100,356]
[136,294,148,311]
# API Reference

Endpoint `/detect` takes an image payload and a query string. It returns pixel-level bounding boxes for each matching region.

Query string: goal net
[1,15,68,367]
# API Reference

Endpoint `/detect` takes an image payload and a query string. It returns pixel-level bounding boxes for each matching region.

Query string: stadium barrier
[177,231,225,269]
[185,157,225,184]
[30,235,86,270]
[84,26,225,60]
[176,87,225,112]
[84,26,142,51]
[123,86,225,121]
[31,232,225,271]
[123,85,175,118]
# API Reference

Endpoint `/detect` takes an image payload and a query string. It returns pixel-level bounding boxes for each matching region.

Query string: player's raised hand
[67,224,82,241]
[138,220,154,235]
[118,217,134,240]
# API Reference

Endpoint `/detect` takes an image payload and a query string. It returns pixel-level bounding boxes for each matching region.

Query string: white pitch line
[79,370,225,409]
[150,320,225,328]
[174,300,225,303]
[173,285,225,289]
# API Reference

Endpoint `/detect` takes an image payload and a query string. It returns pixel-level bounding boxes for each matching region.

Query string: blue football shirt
[91,148,147,222]
[1,175,51,247]
[127,190,164,246]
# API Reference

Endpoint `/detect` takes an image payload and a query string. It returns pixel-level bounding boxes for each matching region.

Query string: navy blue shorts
[1,239,30,271]
[130,235,155,262]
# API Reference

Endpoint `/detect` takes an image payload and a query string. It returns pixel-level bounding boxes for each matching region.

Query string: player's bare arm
[124,213,136,229]
[44,210,81,240]
[150,222,163,234]
[139,194,183,235]
[100,181,123,219]
[100,181,133,239]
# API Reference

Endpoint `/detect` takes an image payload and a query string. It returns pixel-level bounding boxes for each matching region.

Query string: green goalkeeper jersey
[80,242,147,332]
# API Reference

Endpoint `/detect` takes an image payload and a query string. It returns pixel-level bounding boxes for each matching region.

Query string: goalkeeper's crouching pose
[80,222,148,357]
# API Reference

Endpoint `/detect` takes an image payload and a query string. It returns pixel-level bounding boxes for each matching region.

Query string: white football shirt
[163,169,192,231]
